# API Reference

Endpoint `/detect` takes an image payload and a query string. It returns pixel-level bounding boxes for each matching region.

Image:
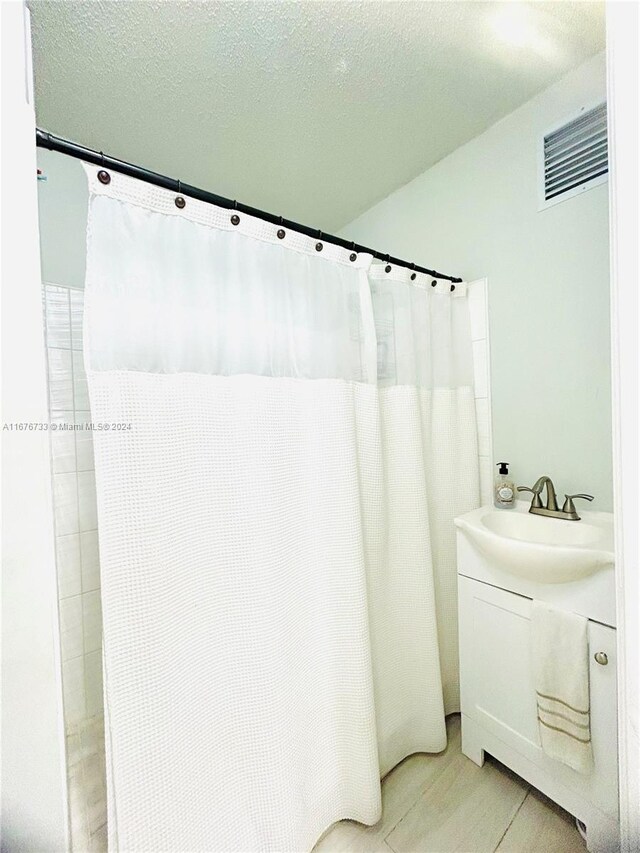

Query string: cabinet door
[459,576,618,817]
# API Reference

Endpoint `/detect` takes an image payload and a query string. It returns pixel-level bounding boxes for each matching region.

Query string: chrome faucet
[517,476,593,521]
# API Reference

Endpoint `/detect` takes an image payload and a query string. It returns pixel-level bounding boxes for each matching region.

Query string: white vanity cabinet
[457,527,619,853]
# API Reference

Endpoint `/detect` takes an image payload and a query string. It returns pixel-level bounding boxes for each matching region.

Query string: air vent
[540,102,608,209]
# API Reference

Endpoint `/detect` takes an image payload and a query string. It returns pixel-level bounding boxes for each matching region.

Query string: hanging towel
[531,601,593,775]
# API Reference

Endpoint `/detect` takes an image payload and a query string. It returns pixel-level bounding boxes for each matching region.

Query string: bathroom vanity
[456,502,618,853]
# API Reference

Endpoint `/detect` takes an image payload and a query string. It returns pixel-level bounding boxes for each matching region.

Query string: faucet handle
[517,486,543,508]
[562,493,594,515]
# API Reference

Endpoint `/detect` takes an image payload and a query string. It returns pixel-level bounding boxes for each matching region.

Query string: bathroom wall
[341,53,612,510]
[43,283,107,852]
[37,148,88,289]
[467,279,494,506]
[38,155,107,851]
[2,6,68,848]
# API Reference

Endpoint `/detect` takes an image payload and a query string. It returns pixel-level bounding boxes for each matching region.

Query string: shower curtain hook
[97,152,111,185]
[174,179,186,209]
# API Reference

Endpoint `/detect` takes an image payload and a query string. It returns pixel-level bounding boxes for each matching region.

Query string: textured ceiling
[29,1,604,230]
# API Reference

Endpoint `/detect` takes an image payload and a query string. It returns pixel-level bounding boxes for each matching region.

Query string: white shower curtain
[83,165,479,852]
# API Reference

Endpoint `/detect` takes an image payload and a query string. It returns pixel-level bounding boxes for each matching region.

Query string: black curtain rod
[36,129,463,284]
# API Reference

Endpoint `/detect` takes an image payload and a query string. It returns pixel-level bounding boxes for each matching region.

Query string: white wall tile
[479,456,494,506]
[50,412,76,474]
[46,284,107,846]
[472,339,489,399]
[60,595,84,661]
[48,347,74,412]
[53,472,79,536]
[80,530,101,593]
[56,533,82,599]
[467,279,488,342]
[78,471,98,532]
[84,651,103,718]
[45,287,71,349]
[70,289,84,351]
[474,398,492,459]
[82,591,102,655]
[72,351,90,410]
[62,656,86,726]
[75,412,94,472]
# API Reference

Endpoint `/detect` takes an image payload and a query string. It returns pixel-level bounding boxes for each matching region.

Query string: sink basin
[455,502,614,583]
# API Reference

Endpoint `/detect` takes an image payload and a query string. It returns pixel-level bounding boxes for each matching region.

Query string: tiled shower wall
[43,283,107,852]
[467,278,494,504]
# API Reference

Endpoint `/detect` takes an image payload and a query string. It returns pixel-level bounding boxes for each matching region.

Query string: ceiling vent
[539,102,608,210]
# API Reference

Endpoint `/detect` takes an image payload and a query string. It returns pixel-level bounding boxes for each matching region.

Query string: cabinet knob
[594,651,608,666]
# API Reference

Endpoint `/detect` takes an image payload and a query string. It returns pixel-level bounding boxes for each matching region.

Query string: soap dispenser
[494,462,516,509]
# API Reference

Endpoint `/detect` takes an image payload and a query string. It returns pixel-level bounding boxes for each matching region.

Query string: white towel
[531,601,593,775]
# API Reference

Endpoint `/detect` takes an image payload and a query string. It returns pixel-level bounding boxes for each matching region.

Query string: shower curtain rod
[36,129,463,284]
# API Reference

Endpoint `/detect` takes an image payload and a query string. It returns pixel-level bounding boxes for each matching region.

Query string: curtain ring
[385,254,391,274]
[97,152,111,185]
[410,262,417,281]
[316,229,324,252]
[277,216,286,239]
[175,179,186,209]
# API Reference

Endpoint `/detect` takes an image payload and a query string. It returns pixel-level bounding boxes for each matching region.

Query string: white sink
[455,501,614,584]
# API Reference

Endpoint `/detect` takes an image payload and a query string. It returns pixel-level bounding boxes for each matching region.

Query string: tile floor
[73,714,585,853]
[313,715,586,853]
[67,715,107,852]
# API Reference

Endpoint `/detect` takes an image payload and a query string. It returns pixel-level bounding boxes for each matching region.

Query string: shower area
[43,277,106,851]
[37,142,493,852]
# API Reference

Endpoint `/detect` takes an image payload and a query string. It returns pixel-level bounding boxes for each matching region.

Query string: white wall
[1,4,68,849]
[342,53,612,510]
[606,4,640,850]
[37,148,88,289]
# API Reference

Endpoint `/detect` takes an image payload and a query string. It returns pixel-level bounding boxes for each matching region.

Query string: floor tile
[63,711,585,853]
[386,754,528,853]
[495,788,586,852]
[88,824,108,852]
[315,717,461,852]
